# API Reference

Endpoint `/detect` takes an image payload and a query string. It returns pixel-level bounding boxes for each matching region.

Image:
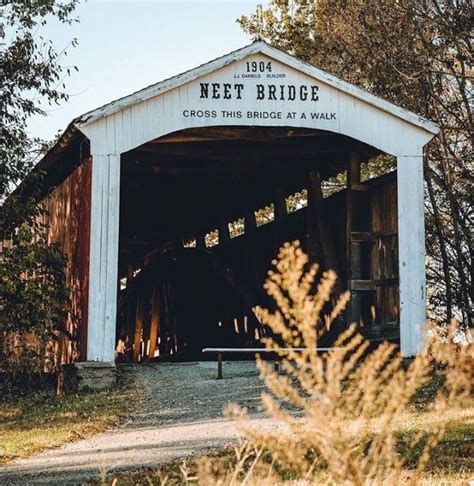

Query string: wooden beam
[274,187,288,222]
[158,283,168,356]
[126,265,135,341]
[87,154,121,362]
[121,148,354,170]
[308,170,340,274]
[351,230,398,242]
[219,220,231,245]
[245,208,257,234]
[125,144,353,163]
[148,284,160,359]
[196,234,206,250]
[274,186,288,250]
[397,154,426,356]
[351,183,369,191]
[346,152,362,325]
[149,126,333,144]
[350,278,399,291]
[351,232,376,242]
[133,294,144,362]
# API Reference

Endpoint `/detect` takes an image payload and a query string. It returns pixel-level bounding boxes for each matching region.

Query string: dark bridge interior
[116,126,399,361]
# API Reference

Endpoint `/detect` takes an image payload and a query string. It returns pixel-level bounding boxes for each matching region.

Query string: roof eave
[258,43,439,135]
[75,41,262,128]
[75,40,439,136]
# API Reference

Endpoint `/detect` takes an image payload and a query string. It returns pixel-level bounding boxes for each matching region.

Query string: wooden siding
[77,42,437,152]
[77,43,434,359]
[117,172,400,361]
[78,52,435,158]
[371,177,399,330]
[42,157,92,362]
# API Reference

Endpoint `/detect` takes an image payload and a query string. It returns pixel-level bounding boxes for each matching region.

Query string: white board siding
[86,154,121,362]
[79,54,434,158]
[79,46,437,363]
[77,41,438,135]
[397,154,426,356]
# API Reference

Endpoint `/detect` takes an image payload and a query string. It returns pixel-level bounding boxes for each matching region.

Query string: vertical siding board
[397,155,426,356]
[77,158,92,359]
[73,49,436,363]
[103,154,121,361]
[106,116,116,155]
[121,107,132,154]
[370,178,398,325]
[87,154,106,360]
[114,112,124,155]
[42,158,92,362]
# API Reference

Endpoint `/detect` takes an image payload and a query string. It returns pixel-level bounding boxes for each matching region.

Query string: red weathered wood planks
[43,157,92,362]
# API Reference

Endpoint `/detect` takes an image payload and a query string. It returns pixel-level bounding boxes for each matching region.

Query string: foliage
[0,224,70,385]
[102,242,473,485]
[0,0,78,200]
[193,241,473,484]
[0,1,79,387]
[239,0,473,326]
[0,370,141,464]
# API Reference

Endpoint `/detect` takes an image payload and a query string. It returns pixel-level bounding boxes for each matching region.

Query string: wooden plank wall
[118,172,399,361]
[370,176,399,327]
[42,157,92,362]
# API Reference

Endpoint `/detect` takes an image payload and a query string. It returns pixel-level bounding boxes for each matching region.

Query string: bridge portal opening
[115,126,399,362]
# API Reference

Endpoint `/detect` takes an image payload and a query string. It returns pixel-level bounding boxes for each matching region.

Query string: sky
[26,1,266,141]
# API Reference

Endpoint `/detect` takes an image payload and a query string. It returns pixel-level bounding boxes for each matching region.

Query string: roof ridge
[75,41,263,125]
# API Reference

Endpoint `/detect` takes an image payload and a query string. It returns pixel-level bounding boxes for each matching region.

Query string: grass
[95,427,474,485]
[94,374,474,485]
[0,369,141,465]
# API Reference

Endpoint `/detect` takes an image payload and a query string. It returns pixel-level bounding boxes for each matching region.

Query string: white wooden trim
[77,43,435,362]
[397,154,426,356]
[202,347,341,353]
[87,153,121,362]
[75,41,438,135]
[77,51,436,158]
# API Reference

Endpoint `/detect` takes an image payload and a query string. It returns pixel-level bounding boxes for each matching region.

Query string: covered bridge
[14,41,438,372]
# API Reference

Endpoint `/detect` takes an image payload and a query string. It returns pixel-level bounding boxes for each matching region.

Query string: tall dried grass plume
[194,241,473,485]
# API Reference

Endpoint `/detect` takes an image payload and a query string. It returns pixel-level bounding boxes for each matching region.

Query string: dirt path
[0,361,273,486]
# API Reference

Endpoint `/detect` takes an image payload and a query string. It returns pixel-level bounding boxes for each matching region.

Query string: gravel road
[0,361,272,486]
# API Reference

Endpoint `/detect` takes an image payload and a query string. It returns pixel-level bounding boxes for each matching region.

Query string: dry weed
[194,241,473,485]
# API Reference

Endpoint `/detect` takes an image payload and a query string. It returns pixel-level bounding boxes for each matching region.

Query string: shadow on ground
[0,362,271,486]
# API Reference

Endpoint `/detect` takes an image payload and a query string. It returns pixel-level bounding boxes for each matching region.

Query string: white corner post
[87,153,121,362]
[397,153,426,356]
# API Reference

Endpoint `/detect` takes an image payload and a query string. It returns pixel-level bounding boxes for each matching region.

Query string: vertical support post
[245,208,257,234]
[196,234,206,250]
[87,154,121,362]
[346,153,362,326]
[397,154,426,356]
[126,264,135,341]
[273,187,288,257]
[148,284,160,359]
[274,359,280,374]
[141,294,151,361]
[133,294,144,362]
[219,220,231,245]
[217,352,223,379]
[308,170,340,274]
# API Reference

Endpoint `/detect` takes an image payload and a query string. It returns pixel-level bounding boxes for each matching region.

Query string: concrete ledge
[74,361,117,391]
[75,361,116,369]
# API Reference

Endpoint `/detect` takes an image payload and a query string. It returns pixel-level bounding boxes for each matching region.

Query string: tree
[239,0,472,326]
[0,226,69,387]
[1,0,78,201]
[0,0,79,389]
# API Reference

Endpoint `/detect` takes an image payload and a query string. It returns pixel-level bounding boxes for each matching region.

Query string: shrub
[195,241,473,485]
[0,224,70,391]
